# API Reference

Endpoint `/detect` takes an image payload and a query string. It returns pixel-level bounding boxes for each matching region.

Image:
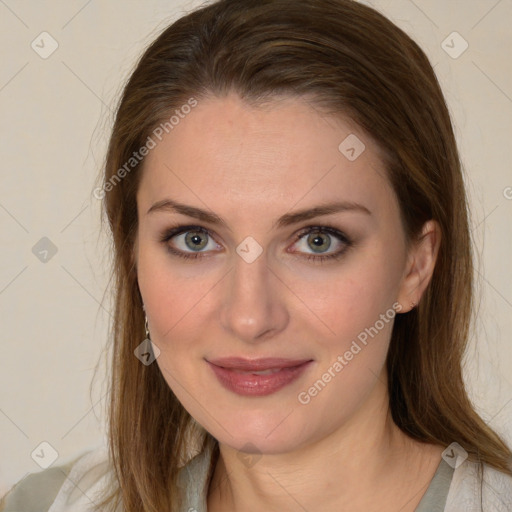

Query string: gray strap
[415,458,455,511]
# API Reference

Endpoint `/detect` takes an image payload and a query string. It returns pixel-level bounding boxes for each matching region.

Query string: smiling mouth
[206,357,313,396]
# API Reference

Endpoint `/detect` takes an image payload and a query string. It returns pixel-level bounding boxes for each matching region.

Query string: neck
[207,377,443,511]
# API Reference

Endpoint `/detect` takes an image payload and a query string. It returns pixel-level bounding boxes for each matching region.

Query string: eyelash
[159,224,353,264]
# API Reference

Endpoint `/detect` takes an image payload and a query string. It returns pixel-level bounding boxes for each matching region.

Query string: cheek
[288,243,404,344]
[136,243,219,352]
[293,258,400,421]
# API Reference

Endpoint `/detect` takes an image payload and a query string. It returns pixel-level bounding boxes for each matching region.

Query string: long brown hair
[94,0,512,510]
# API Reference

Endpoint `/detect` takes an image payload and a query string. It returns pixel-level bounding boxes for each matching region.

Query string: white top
[3,440,512,511]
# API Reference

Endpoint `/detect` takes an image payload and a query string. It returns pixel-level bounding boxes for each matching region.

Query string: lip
[207,357,313,396]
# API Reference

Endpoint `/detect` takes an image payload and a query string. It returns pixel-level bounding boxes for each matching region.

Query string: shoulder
[445,459,512,511]
[481,463,512,509]
[1,444,114,512]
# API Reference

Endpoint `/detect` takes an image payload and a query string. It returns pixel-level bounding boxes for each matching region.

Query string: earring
[136,312,160,365]
[144,314,151,341]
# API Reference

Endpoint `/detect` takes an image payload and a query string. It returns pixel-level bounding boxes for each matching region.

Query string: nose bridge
[220,248,288,341]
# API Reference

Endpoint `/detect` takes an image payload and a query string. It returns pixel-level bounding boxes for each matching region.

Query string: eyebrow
[147,198,371,229]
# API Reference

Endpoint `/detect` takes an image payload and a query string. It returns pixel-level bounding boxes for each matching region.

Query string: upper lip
[207,357,312,371]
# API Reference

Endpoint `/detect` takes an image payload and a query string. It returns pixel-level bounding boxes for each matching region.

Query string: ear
[396,220,441,313]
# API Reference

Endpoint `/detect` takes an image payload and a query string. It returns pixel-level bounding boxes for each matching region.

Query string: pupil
[309,233,330,253]
[186,232,207,250]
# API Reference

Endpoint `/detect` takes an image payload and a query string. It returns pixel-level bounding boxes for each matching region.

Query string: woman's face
[135,93,419,454]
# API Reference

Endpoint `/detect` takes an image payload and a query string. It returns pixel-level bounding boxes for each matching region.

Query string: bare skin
[135,92,443,511]
[207,378,444,512]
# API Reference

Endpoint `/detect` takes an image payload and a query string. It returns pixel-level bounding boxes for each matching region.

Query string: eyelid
[291,223,351,243]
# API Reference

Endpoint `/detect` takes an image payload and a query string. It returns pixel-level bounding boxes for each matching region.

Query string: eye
[159,225,220,260]
[290,225,352,263]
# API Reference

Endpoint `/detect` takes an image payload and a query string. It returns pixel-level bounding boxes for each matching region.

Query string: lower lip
[207,361,312,396]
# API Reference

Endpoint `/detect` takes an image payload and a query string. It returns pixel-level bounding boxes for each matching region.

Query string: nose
[219,250,289,343]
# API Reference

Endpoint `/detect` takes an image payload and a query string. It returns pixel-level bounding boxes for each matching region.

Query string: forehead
[137,93,394,220]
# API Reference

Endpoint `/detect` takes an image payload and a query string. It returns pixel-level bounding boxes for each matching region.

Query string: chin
[220,431,303,455]
[202,408,315,455]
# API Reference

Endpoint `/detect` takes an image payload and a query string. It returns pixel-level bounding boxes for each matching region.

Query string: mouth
[206,357,313,396]
[207,357,312,371]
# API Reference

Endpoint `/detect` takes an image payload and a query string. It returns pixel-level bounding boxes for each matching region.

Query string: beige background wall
[1,0,511,493]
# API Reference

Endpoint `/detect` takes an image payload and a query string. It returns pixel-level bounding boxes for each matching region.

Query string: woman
[2,0,511,510]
